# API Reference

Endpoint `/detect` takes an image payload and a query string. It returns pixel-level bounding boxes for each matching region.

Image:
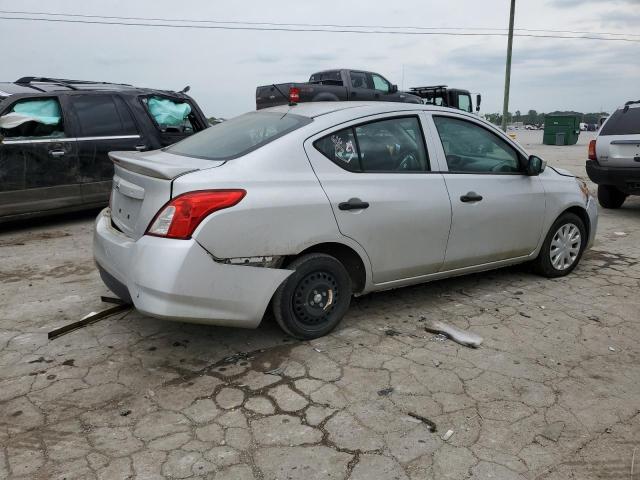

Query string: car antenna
[180,85,191,94]
[272,84,288,101]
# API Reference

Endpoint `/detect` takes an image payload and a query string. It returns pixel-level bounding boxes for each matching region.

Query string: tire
[272,253,352,340]
[532,212,587,278]
[597,185,626,209]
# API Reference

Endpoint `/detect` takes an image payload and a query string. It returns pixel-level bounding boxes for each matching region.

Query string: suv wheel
[272,253,352,340]
[597,185,626,209]
[532,212,586,278]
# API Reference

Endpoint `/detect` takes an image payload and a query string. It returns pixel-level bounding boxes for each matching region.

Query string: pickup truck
[256,69,422,110]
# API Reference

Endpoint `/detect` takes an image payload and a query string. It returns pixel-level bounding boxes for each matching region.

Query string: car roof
[0,77,187,97]
[262,101,477,119]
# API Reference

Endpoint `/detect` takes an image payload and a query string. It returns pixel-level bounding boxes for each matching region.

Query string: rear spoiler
[110,150,221,180]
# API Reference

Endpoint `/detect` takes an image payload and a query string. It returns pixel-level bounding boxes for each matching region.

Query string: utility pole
[501,0,516,131]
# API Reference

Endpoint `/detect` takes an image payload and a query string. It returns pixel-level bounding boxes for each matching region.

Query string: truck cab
[409,85,480,113]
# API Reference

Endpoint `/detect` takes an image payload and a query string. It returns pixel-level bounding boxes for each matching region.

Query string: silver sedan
[94,102,598,339]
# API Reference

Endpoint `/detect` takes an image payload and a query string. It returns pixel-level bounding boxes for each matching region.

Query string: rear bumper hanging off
[93,208,292,328]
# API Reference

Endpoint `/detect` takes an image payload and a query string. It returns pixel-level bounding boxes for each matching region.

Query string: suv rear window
[167,111,312,160]
[600,107,640,136]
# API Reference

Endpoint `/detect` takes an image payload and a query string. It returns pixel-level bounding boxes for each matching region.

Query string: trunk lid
[109,150,224,239]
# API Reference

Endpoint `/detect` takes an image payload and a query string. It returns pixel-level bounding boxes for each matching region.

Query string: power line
[1,9,639,38]
[1,15,639,43]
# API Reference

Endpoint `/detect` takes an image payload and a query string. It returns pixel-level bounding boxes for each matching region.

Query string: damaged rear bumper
[93,208,292,328]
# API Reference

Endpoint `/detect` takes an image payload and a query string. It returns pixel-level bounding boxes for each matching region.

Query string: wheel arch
[283,242,368,294]
[561,205,591,241]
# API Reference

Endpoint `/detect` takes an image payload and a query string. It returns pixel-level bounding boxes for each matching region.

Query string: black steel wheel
[273,253,352,339]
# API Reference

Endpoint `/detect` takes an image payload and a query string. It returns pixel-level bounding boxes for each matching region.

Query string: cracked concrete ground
[1,130,639,479]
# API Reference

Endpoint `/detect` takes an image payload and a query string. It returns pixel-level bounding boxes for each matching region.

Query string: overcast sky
[1,0,638,118]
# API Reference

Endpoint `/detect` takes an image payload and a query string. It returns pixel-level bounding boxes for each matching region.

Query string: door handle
[460,192,483,203]
[135,144,148,152]
[339,198,369,211]
[48,149,65,158]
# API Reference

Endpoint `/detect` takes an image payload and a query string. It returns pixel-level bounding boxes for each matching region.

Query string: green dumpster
[543,114,580,145]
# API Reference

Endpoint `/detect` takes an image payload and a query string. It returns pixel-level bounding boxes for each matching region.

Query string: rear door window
[0,97,65,139]
[600,107,640,135]
[314,116,429,172]
[314,128,360,172]
[350,71,371,90]
[167,111,312,160]
[70,95,137,137]
[309,71,343,85]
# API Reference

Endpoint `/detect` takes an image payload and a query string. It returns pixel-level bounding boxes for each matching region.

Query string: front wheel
[272,253,352,340]
[597,185,626,209]
[532,212,586,278]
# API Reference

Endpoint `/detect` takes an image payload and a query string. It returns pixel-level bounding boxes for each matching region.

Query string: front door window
[433,116,521,173]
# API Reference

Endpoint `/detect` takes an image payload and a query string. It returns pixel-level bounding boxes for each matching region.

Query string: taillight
[289,87,300,104]
[147,190,246,239]
[588,139,597,161]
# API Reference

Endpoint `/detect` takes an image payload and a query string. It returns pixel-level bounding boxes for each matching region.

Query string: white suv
[586,101,640,208]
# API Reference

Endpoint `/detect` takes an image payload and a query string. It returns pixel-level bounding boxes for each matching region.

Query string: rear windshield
[600,107,640,136]
[166,111,312,160]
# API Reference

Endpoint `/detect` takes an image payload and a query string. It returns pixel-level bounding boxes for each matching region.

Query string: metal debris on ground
[221,352,252,365]
[407,412,437,432]
[100,296,128,305]
[431,333,448,343]
[442,429,454,441]
[377,387,394,396]
[609,346,616,352]
[48,303,131,340]
[424,320,483,348]
[265,366,285,376]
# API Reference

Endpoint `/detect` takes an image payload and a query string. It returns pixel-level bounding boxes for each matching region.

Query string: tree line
[484,110,608,126]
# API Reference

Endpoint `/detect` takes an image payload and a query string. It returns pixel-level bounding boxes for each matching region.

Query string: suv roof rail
[624,100,640,106]
[15,77,132,90]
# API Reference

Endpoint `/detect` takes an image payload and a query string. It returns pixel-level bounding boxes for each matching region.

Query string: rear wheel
[597,185,626,209]
[272,253,352,340]
[532,212,586,278]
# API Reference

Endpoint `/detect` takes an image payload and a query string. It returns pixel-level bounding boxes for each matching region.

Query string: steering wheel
[397,153,418,171]
[491,162,515,173]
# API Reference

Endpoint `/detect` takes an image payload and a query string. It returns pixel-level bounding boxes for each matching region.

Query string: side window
[458,94,471,112]
[142,96,198,134]
[0,97,65,139]
[314,116,429,173]
[356,117,428,171]
[314,128,360,172]
[433,116,521,173]
[350,71,370,90]
[371,74,390,93]
[113,96,138,134]
[71,95,136,137]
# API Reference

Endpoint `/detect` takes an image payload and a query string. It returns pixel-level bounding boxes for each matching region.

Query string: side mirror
[476,94,482,112]
[390,84,398,93]
[526,155,546,176]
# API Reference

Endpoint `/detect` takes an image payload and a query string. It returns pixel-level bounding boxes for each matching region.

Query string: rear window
[600,107,640,136]
[166,111,312,160]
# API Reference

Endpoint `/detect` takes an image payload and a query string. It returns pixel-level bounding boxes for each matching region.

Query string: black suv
[0,77,209,223]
